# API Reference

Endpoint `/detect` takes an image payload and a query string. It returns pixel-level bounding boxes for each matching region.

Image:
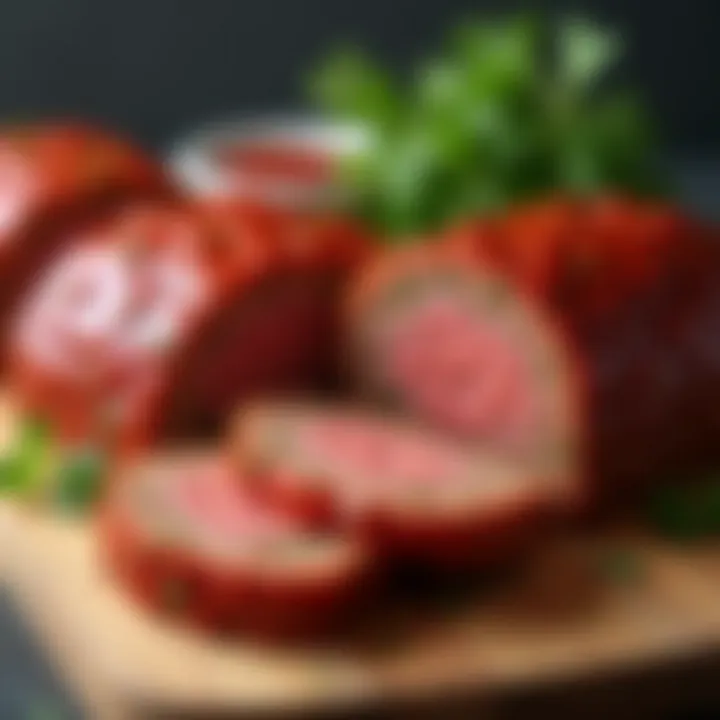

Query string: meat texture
[346,244,586,509]
[0,123,169,364]
[9,201,370,453]
[233,402,557,570]
[442,197,718,503]
[100,452,371,639]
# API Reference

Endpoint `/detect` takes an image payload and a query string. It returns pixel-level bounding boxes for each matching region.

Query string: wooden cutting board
[5,401,720,718]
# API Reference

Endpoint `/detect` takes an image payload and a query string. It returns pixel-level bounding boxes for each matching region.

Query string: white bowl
[166,114,368,210]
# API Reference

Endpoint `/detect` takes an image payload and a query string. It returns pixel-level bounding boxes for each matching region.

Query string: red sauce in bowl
[218,142,335,187]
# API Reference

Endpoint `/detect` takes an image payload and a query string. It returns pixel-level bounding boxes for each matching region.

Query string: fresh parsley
[310,14,667,235]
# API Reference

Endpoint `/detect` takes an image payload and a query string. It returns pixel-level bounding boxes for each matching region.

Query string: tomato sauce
[218,142,335,187]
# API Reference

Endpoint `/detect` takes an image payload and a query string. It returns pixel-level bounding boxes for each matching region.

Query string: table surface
[0,157,719,720]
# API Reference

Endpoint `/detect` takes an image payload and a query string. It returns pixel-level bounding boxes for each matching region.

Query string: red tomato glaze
[219,142,335,187]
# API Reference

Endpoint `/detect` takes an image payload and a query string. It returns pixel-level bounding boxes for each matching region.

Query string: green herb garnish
[0,415,107,515]
[0,416,56,501]
[646,478,720,541]
[53,445,107,515]
[598,547,644,586]
[310,14,667,235]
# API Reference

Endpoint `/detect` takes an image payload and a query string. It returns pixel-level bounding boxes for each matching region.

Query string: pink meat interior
[1,189,156,368]
[294,415,474,492]
[376,289,539,450]
[13,238,212,444]
[163,461,296,544]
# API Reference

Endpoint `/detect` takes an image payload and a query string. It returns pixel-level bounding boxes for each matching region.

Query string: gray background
[0,0,715,153]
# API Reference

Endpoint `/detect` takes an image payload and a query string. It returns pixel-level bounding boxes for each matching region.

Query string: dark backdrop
[0,0,716,153]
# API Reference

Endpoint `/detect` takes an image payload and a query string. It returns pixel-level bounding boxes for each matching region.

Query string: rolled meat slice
[232,402,553,570]
[100,452,371,639]
[0,123,169,364]
[345,244,585,510]
[443,197,715,503]
[9,202,370,452]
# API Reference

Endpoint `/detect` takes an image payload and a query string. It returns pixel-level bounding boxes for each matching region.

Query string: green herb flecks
[0,416,57,502]
[646,477,720,541]
[597,546,644,586]
[0,414,108,515]
[53,445,108,516]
